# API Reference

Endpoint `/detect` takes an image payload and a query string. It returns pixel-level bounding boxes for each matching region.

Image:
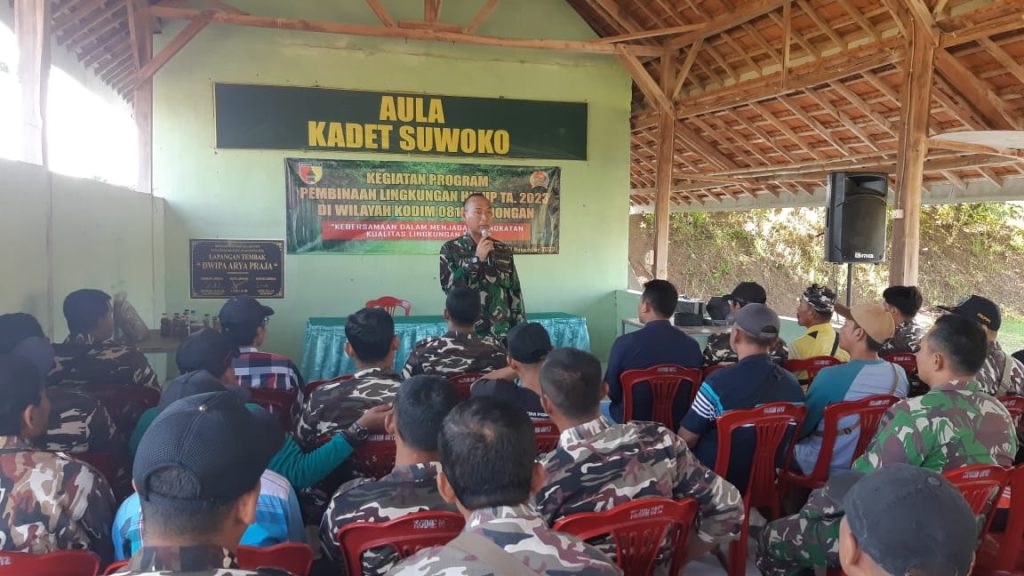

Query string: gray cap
[838,465,977,576]
[733,303,780,339]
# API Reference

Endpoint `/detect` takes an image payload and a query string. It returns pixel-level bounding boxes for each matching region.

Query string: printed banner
[190,239,285,298]
[286,159,560,255]
[215,83,588,160]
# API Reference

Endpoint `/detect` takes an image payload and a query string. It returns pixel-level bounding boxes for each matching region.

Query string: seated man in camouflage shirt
[877,285,926,355]
[536,348,743,572]
[0,353,116,564]
[401,286,507,379]
[757,314,1017,576]
[938,294,1024,396]
[472,322,553,421]
[703,281,789,366]
[389,396,622,576]
[49,289,159,390]
[320,375,460,574]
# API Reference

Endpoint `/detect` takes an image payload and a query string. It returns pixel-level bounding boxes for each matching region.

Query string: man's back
[401,332,507,379]
[50,335,159,390]
[792,323,850,362]
[234,347,306,395]
[976,341,1024,396]
[853,380,1017,473]
[703,331,789,367]
[387,504,621,576]
[295,367,401,446]
[0,436,115,562]
[320,463,454,574]
[879,319,925,356]
[44,387,126,454]
[110,545,294,575]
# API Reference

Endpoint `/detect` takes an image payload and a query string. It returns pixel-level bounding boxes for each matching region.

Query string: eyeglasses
[262,317,271,327]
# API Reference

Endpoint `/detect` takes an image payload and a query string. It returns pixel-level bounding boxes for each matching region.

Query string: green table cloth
[301,312,591,381]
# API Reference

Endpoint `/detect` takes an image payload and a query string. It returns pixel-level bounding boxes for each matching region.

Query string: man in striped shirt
[219,296,305,399]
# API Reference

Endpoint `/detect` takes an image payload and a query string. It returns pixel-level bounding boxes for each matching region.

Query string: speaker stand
[845,263,854,307]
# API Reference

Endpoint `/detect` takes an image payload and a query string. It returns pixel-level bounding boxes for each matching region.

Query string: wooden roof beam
[464,0,498,34]
[940,6,1024,48]
[597,24,705,45]
[794,0,845,50]
[803,90,880,150]
[590,0,645,34]
[671,38,702,100]
[365,0,395,27]
[676,120,741,171]
[667,0,786,50]
[617,47,673,113]
[934,49,1023,131]
[731,113,801,162]
[779,97,851,154]
[136,12,213,82]
[978,38,1024,87]
[834,0,880,42]
[53,0,107,33]
[425,0,442,24]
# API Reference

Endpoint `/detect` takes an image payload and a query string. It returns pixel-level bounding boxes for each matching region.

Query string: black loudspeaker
[825,172,888,263]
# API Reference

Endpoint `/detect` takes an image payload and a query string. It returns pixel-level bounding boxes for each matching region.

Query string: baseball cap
[837,465,977,576]
[159,369,250,410]
[733,303,780,339]
[725,282,767,306]
[835,303,896,344]
[175,329,238,375]
[134,391,282,506]
[939,295,1001,331]
[802,284,838,315]
[507,322,552,364]
[218,295,274,328]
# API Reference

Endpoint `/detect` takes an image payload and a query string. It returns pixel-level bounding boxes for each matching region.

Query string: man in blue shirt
[604,280,702,427]
[679,304,804,491]
[794,303,908,475]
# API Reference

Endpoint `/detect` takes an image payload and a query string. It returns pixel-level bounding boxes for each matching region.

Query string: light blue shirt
[112,469,305,560]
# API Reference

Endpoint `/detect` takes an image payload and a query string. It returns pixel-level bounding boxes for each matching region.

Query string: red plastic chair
[448,373,484,400]
[89,385,160,435]
[366,297,412,317]
[976,465,1024,574]
[0,550,100,576]
[619,364,703,430]
[236,543,313,576]
[702,363,734,381]
[103,560,127,575]
[351,434,397,479]
[247,388,296,430]
[882,353,918,378]
[305,374,353,395]
[714,402,806,576]
[944,464,1010,548]
[782,395,900,493]
[784,356,842,387]
[553,498,699,576]
[999,396,1024,435]
[534,421,560,454]
[336,511,465,576]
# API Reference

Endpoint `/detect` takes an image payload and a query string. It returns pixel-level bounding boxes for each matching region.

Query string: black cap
[939,295,1001,331]
[175,329,238,375]
[507,322,552,364]
[134,391,282,506]
[218,296,274,328]
[159,370,249,411]
[837,465,977,576]
[725,282,767,306]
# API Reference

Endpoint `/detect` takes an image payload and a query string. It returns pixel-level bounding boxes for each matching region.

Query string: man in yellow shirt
[793,284,850,363]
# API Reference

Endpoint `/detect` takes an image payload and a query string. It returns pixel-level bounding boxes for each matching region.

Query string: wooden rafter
[934,49,1023,131]
[464,0,499,34]
[671,38,703,100]
[666,0,786,49]
[598,24,704,44]
[365,0,395,27]
[136,12,212,82]
[617,47,673,113]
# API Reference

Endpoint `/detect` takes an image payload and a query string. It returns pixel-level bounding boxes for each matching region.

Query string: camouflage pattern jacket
[320,462,456,573]
[401,331,507,379]
[878,319,925,356]
[110,545,294,575]
[439,234,525,339]
[0,436,116,564]
[852,379,1017,473]
[976,341,1024,397]
[703,332,789,367]
[49,334,159,391]
[294,367,402,448]
[44,387,126,455]
[386,503,622,576]
[537,416,742,574]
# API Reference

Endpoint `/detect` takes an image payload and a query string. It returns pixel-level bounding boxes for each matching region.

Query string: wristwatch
[471,256,480,263]
[343,421,370,445]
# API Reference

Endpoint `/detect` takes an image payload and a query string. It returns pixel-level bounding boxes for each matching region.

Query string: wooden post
[15,0,51,166]
[131,0,154,194]
[889,17,936,286]
[653,53,675,280]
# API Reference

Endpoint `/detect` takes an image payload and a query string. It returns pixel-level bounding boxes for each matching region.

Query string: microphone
[480,228,492,265]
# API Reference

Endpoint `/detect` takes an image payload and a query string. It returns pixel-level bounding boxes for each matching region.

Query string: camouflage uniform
[439,234,525,339]
[386,503,622,576]
[401,331,507,379]
[294,367,402,448]
[702,332,789,367]
[757,379,1017,576]
[110,545,294,575]
[878,319,925,356]
[0,435,116,564]
[43,388,126,454]
[49,334,159,391]
[537,417,742,575]
[976,340,1024,397]
[320,462,456,574]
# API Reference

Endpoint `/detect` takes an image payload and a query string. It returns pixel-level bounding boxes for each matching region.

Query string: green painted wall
[153,0,632,368]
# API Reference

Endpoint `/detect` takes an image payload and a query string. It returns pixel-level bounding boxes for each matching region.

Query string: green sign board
[286,158,560,255]
[215,83,588,160]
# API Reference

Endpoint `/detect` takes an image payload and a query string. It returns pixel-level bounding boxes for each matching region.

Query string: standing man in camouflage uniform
[439,193,525,340]
[388,396,622,576]
[113,391,292,576]
[878,286,926,355]
[703,281,789,366]
[0,353,116,564]
[401,286,507,379]
[938,294,1024,396]
[49,289,159,391]
[757,314,1017,576]
[321,375,460,574]
[536,348,742,572]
